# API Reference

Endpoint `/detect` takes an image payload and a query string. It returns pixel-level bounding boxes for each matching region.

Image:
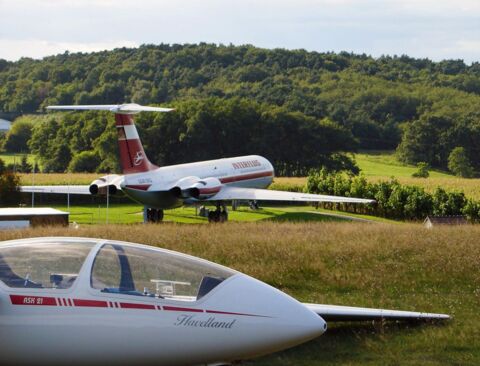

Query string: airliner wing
[20,185,91,195]
[207,186,375,204]
[303,303,450,321]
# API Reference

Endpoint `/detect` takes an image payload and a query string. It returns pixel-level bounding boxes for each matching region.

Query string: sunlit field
[1,222,477,365]
[354,152,453,178]
[19,173,97,185]
[46,204,392,225]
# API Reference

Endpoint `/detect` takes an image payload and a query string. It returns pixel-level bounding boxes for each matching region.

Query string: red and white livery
[21,104,374,222]
[0,237,449,365]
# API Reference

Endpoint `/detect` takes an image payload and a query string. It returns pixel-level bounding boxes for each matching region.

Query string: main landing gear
[208,204,228,223]
[144,207,164,223]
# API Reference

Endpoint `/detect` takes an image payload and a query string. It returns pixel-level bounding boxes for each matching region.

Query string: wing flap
[20,185,92,195]
[207,186,374,204]
[304,303,450,321]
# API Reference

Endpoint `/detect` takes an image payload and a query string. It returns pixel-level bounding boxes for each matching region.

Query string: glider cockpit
[0,238,234,302]
[90,242,232,301]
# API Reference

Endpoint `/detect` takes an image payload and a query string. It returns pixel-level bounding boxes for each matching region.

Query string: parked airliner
[21,104,373,222]
[0,237,449,365]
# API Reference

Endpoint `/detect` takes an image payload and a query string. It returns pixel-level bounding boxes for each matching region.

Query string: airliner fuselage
[120,155,274,209]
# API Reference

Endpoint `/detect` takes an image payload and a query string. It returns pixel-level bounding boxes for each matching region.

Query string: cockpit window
[0,242,95,289]
[91,243,235,301]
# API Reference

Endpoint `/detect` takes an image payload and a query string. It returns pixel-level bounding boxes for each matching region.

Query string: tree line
[23,98,358,176]
[306,169,480,221]
[1,44,480,175]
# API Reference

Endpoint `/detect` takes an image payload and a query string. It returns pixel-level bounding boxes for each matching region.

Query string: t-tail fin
[46,103,174,175]
[115,114,157,174]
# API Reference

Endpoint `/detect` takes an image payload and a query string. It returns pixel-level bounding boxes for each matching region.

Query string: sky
[0,0,479,63]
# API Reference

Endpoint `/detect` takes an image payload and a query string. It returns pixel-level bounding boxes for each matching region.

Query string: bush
[411,162,429,178]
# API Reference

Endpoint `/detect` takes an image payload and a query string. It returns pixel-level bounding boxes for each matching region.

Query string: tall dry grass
[1,222,478,364]
[19,173,98,185]
[1,222,477,305]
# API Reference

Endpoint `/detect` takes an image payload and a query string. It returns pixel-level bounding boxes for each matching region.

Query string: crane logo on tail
[134,151,145,166]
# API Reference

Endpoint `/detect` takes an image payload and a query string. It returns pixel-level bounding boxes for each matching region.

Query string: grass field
[354,152,453,178]
[47,203,390,225]
[0,222,477,365]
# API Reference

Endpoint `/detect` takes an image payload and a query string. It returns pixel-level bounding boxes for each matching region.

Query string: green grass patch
[355,151,453,178]
[49,203,382,225]
[0,153,35,166]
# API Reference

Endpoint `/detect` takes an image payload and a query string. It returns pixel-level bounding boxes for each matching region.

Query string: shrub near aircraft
[0,237,449,366]
[21,104,374,223]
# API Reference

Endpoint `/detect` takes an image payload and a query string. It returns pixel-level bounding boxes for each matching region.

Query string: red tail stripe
[115,113,157,174]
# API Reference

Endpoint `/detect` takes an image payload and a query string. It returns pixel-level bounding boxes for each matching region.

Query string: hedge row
[306,169,480,221]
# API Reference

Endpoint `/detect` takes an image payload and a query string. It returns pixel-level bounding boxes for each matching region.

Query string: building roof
[424,215,468,225]
[0,119,11,131]
[0,208,69,217]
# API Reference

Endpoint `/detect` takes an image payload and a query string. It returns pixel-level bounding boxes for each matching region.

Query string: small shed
[424,215,468,228]
[0,208,69,229]
[0,119,11,132]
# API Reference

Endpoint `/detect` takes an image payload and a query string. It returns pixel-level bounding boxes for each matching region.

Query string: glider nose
[286,298,327,342]
[203,275,327,359]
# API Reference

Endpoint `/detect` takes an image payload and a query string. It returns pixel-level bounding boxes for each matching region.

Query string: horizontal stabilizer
[207,186,375,204]
[304,303,450,322]
[47,103,174,115]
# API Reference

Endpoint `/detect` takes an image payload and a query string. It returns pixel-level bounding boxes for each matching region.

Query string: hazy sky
[1,0,479,63]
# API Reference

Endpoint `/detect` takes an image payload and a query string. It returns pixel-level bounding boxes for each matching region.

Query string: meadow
[46,203,392,225]
[0,222,477,365]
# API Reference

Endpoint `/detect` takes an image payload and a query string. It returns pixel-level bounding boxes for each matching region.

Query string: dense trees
[27,98,357,175]
[448,147,474,177]
[1,44,479,174]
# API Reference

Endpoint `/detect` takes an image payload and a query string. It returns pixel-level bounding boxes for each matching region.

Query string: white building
[0,119,11,132]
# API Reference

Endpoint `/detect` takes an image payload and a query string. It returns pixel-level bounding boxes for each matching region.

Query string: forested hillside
[1,44,479,174]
